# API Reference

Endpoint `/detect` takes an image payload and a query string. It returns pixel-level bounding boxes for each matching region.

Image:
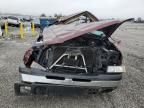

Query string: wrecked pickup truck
[14,18,132,95]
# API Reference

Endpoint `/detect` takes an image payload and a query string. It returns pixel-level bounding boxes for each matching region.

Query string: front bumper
[14,67,122,95]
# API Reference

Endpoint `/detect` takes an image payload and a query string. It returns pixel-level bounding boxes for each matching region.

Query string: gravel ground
[0,22,144,108]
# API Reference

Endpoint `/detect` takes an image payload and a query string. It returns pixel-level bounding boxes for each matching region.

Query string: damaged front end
[14,18,131,95]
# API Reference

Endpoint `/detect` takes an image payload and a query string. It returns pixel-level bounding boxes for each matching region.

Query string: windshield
[89,31,106,38]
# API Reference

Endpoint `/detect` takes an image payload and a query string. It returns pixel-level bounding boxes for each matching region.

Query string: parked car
[14,17,132,95]
[22,17,32,22]
[7,16,21,27]
[32,18,40,28]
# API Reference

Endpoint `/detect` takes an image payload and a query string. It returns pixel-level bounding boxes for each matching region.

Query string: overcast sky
[0,0,143,19]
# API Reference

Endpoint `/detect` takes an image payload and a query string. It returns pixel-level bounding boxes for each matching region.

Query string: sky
[0,0,143,19]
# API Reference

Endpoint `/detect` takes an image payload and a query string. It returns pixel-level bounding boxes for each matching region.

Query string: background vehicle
[7,16,21,27]
[32,18,40,28]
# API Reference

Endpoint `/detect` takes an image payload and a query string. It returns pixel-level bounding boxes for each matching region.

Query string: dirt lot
[0,22,144,108]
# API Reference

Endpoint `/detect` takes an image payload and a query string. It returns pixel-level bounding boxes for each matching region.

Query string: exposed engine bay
[26,31,122,75]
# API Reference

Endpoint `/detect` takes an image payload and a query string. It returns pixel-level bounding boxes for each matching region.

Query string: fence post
[20,22,24,39]
[31,22,35,36]
[4,21,8,35]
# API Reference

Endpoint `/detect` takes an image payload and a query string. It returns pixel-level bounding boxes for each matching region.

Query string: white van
[7,16,20,27]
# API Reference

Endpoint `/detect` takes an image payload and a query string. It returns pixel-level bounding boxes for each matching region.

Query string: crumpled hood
[42,19,133,45]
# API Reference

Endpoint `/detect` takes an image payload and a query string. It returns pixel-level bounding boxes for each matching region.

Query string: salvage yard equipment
[14,11,132,95]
